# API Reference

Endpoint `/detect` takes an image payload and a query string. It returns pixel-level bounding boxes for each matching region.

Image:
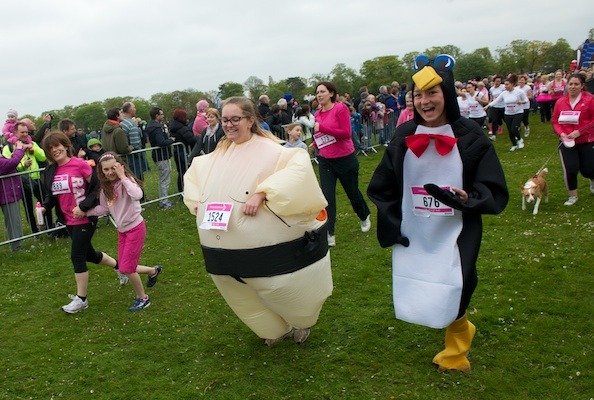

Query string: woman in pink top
[83,152,163,311]
[549,69,567,105]
[192,100,209,136]
[41,132,119,314]
[314,81,371,247]
[396,92,414,127]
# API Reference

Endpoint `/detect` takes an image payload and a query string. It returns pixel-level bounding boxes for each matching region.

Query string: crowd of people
[1,61,594,372]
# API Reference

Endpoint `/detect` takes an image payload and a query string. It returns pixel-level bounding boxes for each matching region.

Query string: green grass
[1,115,593,399]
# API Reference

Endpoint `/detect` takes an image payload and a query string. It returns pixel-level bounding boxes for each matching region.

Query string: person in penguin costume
[367,55,509,373]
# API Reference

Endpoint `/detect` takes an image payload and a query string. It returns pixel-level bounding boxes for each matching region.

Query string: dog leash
[535,142,562,175]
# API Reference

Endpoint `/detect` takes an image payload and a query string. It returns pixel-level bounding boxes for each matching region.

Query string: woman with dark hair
[40,131,121,314]
[313,81,371,247]
[183,97,332,346]
[368,55,508,373]
[465,81,488,133]
[169,108,197,192]
[552,73,594,206]
[484,74,529,152]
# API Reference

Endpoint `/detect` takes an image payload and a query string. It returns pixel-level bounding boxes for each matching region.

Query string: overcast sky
[1,0,591,117]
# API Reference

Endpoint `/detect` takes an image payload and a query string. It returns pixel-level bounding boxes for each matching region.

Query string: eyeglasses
[221,116,248,126]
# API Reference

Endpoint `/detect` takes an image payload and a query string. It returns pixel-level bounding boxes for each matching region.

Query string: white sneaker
[518,139,525,149]
[590,179,594,194]
[564,196,578,206]
[524,127,530,137]
[360,215,371,232]
[62,295,88,314]
[327,234,336,247]
[116,269,128,285]
[509,146,518,152]
[488,134,496,142]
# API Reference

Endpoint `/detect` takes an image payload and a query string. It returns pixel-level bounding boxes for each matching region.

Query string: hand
[450,186,468,203]
[21,143,33,152]
[113,162,126,179]
[72,206,86,219]
[567,130,580,140]
[314,122,320,133]
[24,159,32,167]
[242,192,266,216]
[40,207,46,215]
[77,148,86,158]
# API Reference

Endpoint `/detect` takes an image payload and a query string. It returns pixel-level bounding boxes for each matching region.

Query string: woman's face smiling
[50,143,69,165]
[413,84,446,127]
[221,104,253,144]
[101,158,119,181]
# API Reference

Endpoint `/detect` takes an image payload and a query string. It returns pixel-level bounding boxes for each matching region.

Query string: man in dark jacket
[59,119,87,158]
[146,107,175,209]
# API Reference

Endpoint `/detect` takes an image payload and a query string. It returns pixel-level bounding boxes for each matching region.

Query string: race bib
[313,132,337,149]
[200,202,233,231]
[558,111,580,124]
[52,175,71,195]
[410,186,454,217]
[505,104,520,114]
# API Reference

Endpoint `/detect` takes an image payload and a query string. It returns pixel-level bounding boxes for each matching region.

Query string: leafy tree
[284,77,307,101]
[542,39,576,72]
[218,82,245,100]
[424,45,463,61]
[360,56,407,95]
[244,76,267,102]
[456,48,496,81]
[73,102,105,132]
[329,63,361,97]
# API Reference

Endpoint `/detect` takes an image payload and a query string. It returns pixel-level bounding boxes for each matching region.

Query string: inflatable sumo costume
[184,134,333,345]
[367,55,509,372]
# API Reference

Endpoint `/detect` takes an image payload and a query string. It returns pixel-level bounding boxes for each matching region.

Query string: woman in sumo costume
[184,97,332,346]
[367,55,509,372]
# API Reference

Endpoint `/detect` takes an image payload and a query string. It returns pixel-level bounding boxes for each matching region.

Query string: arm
[255,149,327,217]
[121,177,143,201]
[115,129,132,155]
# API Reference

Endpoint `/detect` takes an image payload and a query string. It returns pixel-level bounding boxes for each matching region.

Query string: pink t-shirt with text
[52,157,92,226]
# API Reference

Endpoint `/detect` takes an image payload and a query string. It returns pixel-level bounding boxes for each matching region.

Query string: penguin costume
[367,55,508,373]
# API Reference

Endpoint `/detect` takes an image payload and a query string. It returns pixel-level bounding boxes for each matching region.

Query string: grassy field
[1,115,593,399]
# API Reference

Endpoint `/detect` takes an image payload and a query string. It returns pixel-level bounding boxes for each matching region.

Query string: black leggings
[522,109,530,127]
[489,107,504,133]
[318,153,370,235]
[504,113,523,145]
[538,101,552,122]
[559,142,594,191]
[67,222,103,273]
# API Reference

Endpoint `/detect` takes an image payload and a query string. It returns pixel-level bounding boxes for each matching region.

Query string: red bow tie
[405,133,458,157]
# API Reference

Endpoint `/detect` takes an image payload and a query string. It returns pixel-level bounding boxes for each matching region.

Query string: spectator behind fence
[192,100,209,137]
[2,122,47,234]
[121,102,145,181]
[40,131,122,314]
[188,108,224,160]
[0,139,31,251]
[183,96,332,346]
[146,107,175,209]
[101,108,132,158]
[59,119,87,159]
[169,108,197,193]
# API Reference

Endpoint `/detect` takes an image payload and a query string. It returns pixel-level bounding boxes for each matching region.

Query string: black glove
[423,183,466,211]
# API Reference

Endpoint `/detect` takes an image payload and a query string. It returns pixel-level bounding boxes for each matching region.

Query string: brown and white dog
[521,168,548,215]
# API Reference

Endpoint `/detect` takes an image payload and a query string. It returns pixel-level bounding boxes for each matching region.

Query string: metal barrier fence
[0,142,188,249]
[353,109,398,156]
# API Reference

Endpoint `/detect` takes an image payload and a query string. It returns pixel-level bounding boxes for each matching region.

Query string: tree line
[22,37,580,132]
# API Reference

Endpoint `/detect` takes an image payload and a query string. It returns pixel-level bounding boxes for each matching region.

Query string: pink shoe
[497,127,503,135]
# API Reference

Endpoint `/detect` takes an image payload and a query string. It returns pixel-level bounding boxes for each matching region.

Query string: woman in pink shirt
[396,92,414,127]
[314,81,371,247]
[41,132,119,314]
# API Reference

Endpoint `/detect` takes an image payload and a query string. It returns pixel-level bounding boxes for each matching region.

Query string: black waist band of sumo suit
[201,223,328,282]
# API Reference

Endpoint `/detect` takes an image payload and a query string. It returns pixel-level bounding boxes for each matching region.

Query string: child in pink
[2,109,19,145]
[84,152,163,311]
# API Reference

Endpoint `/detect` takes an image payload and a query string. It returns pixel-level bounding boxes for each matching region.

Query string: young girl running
[81,152,163,311]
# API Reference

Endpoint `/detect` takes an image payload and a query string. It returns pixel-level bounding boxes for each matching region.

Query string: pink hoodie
[87,177,144,232]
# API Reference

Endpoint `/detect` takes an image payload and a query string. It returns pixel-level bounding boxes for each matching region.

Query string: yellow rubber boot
[432,314,476,373]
